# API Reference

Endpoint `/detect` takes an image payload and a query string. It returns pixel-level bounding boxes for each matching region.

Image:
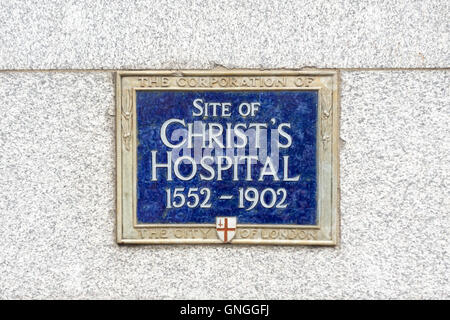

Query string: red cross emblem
[216,217,237,243]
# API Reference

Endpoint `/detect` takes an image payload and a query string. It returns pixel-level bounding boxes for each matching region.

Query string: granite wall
[0,1,448,299]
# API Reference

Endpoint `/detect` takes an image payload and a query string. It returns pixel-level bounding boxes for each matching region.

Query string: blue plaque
[117,70,339,245]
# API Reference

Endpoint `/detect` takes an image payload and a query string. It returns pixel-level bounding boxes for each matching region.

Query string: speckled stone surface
[0,0,448,70]
[0,71,448,299]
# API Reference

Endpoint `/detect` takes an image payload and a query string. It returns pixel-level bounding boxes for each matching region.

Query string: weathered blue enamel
[136,90,318,225]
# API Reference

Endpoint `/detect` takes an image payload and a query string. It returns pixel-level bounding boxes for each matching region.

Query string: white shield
[216,217,237,243]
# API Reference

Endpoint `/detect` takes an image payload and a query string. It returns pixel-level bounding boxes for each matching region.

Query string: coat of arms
[216,217,237,243]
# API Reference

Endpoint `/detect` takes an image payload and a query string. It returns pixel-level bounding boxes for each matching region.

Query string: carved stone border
[116,69,340,245]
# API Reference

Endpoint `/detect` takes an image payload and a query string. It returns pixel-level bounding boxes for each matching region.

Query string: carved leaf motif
[122,89,133,151]
[320,88,332,149]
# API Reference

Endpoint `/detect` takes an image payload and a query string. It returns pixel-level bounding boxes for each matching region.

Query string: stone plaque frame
[116,69,340,245]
